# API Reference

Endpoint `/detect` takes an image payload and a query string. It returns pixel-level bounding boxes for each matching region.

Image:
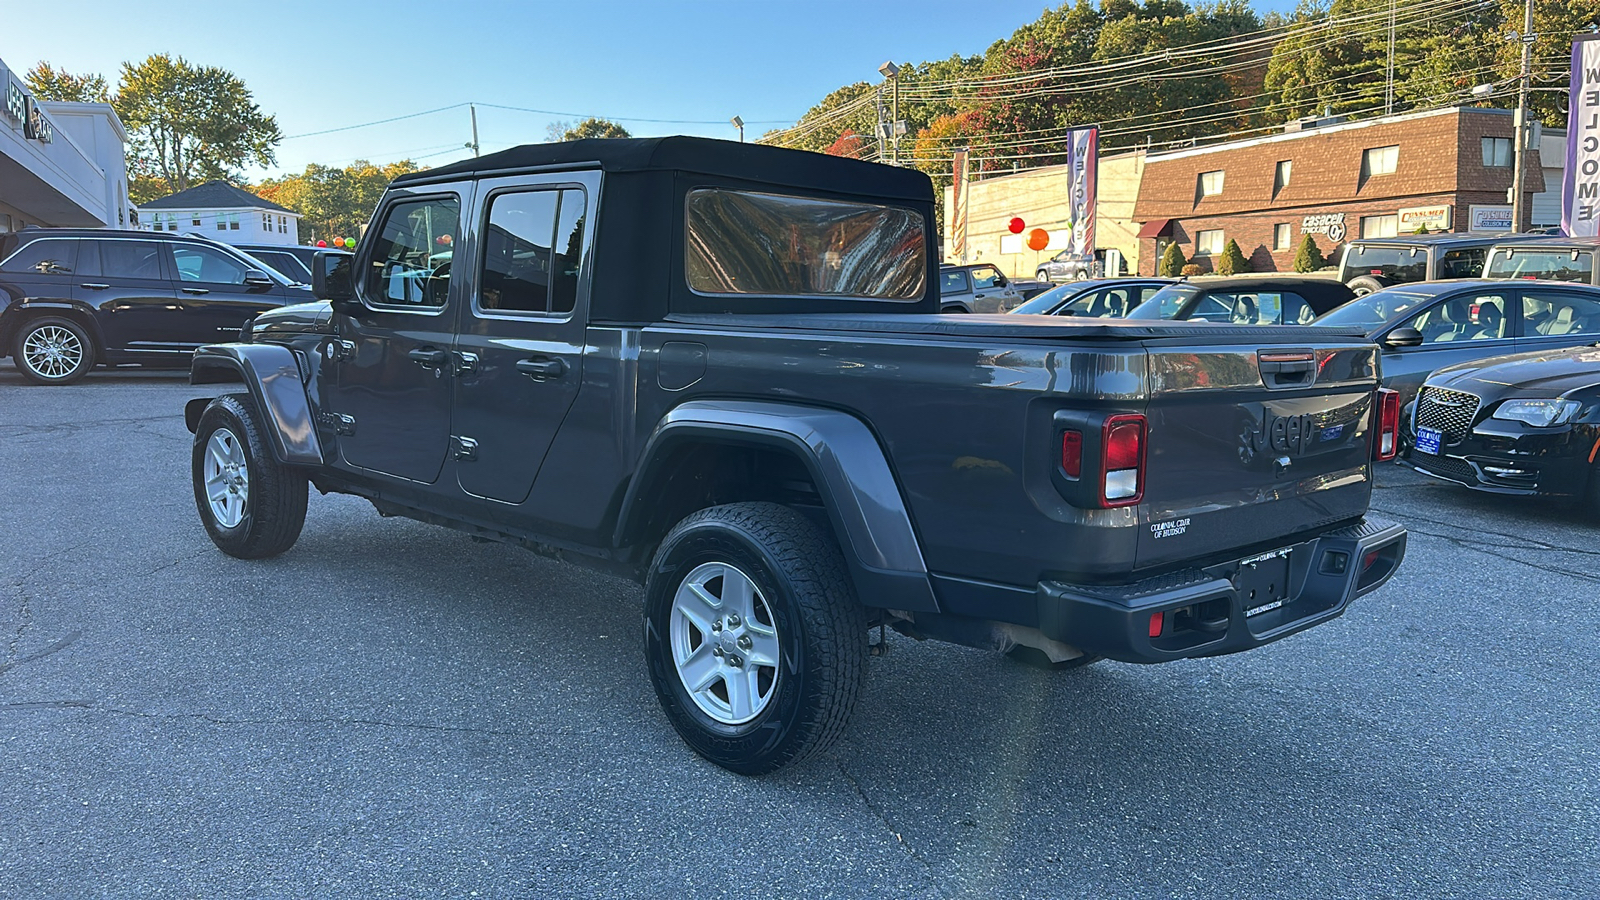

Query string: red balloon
[1008,217,1025,234]
[1027,228,1050,251]
[316,239,327,247]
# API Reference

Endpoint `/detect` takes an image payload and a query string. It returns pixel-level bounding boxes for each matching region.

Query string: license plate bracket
[1237,549,1293,618]
[1416,426,1442,455]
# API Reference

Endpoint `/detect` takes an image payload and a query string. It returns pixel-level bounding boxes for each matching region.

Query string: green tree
[256,159,423,244]
[561,118,631,140]
[114,54,281,202]
[1293,233,1325,272]
[1159,241,1188,277]
[1216,238,1248,275]
[23,63,109,102]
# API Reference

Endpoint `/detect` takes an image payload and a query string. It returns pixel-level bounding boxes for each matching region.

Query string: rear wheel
[12,316,95,385]
[1035,269,1051,282]
[1346,275,1391,297]
[192,394,308,559]
[644,502,868,775]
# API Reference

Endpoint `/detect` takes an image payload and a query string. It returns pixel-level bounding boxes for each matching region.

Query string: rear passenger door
[449,172,596,505]
[77,237,183,358]
[1515,287,1600,353]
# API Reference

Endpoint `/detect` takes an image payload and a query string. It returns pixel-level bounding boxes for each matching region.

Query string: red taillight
[1102,414,1146,507]
[1374,388,1400,461]
[1363,550,1381,571]
[1148,611,1164,638]
[1061,430,1082,479]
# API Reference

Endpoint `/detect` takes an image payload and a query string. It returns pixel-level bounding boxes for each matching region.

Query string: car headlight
[1490,398,1580,427]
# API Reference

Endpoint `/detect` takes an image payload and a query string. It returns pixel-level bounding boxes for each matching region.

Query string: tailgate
[1137,339,1378,570]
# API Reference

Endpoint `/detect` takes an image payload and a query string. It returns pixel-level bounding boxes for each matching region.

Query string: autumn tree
[561,118,631,140]
[256,159,423,244]
[113,54,281,202]
[23,63,109,103]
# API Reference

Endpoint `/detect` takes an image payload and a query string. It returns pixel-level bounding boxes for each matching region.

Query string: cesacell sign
[1301,212,1348,242]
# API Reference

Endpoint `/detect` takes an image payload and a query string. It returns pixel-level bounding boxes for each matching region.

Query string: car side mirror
[313,251,357,311]
[994,273,1009,287]
[1383,326,1424,348]
[243,269,274,289]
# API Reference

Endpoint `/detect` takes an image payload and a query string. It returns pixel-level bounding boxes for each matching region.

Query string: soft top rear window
[686,189,926,300]
[1484,247,1594,283]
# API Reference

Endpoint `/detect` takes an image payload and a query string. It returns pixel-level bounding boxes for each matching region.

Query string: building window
[1362,145,1399,179]
[263,213,272,231]
[1195,229,1225,255]
[191,213,201,226]
[1482,136,1512,168]
[1198,170,1225,198]
[229,213,240,231]
[1273,160,1292,198]
[1274,223,1291,250]
[216,214,227,231]
[1360,214,1399,239]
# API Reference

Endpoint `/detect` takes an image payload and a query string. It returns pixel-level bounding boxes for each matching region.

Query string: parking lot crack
[1372,509,1600,585]
[835,759,938,882]
[10,703,598,739]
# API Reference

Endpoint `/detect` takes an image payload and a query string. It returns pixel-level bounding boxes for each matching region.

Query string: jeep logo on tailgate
[1243,408,1323,456]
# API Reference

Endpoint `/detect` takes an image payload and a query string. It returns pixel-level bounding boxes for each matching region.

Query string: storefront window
[1359,215,1398,239]
[1195,230,1224,255]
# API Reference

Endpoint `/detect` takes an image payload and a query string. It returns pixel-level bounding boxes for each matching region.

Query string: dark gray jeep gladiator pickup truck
[183,137,1407,774]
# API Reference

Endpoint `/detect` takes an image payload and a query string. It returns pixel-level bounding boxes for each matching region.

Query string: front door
[327,187,468,483]
[449,173,596,504]
[165,242,287,346]
[1378,288,1516,403]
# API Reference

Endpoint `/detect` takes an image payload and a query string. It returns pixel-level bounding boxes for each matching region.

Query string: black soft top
[396,136,934,202]
[394,136,941,321]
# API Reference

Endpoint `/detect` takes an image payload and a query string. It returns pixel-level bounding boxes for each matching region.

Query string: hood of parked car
[250,299,334,339]
[1427,342,1600,398]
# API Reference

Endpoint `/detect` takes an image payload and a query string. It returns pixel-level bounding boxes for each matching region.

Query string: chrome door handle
[80,283,110,290]
[516,357,567,380]
[182,287,210,295]
[408,347,450,369]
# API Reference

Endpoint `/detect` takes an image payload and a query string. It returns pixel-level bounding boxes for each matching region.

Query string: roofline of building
[37,101,129,144]
[139,204,302,217]
[1145,105,1514,164]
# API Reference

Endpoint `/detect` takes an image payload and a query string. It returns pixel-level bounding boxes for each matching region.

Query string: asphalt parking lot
[2,369,1596,899]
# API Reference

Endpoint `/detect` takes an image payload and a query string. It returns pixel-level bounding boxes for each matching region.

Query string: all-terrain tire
[12,316,96,385]
[644,502,868,775]
[192,394,308,559]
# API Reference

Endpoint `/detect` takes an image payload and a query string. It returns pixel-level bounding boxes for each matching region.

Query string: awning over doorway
[1135,218,1172,239]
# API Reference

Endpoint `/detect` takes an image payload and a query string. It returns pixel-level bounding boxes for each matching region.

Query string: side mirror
[243,269,274,289]
[313,251,357,311]
[994,273,1009,287]
[1383,326,1424,349]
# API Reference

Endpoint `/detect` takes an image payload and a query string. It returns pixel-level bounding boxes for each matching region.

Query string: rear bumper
[1036,517,1407,663]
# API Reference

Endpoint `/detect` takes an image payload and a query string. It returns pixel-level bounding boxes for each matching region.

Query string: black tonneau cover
[665,313,1369,343]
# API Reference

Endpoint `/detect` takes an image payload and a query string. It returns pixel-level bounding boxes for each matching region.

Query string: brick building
[1131,107,1546,276]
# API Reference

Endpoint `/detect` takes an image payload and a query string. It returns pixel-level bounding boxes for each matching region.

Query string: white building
[0,59,131,232]
[138,180,301,246]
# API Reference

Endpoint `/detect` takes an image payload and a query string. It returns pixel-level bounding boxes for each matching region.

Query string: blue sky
[3,0,1301,180]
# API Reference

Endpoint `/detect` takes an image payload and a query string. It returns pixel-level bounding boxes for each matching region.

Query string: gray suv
[939,263,1022,312]
[1337,234,1546,296]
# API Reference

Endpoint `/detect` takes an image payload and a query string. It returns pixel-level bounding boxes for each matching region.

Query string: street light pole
[468,103,481,157]
[1510,0,1534,232]
[878,61,901,165]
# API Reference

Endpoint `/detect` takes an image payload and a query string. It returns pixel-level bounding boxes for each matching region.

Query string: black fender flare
[616,400,939,613]
[188,343,324,466]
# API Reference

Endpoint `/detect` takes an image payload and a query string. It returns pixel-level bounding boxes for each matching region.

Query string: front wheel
[192,394,308,559]
[644,502,868,775]
[12,316,96,385]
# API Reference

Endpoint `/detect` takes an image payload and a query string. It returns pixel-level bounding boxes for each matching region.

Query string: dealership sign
[1564,34,1600,237]
[3,78,22,123]
[1399,205,1451,232]
[1469,205,1514,232]
[1301,212,1347,242]
[1064,127,1098,257]
[23,97,52,143]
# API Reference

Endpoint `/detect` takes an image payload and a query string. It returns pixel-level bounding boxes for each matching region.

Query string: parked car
[1337,233,1548,296]
[1406,343,1600,510]
[939,262,1022,312]
[0,228,307,385]
[1009,278,1174,317]
[181,136,1404,774]
[1124,277,1355,325]
[231,243,354,285]
[1482,236,1600,285]
[1311,279,1600,405]
[1007,278,1057,302]
[1035,248,1124,283]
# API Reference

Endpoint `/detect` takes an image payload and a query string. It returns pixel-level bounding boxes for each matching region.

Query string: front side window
[366,196,460,308]
[1403,292,1511,343]
[1195,230,1224,255]
[1199,170,1224,197]
[969,266,1003,291]
[1485,248,1594,283]
[1522,290,1600,336]
[171,245,250,284]
[1362,145,1399,178]
[1,238,77,275]
[479,188,587,315]
[686,189,926,300]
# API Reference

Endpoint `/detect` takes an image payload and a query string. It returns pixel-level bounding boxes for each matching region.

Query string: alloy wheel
[669,561,781,724]
[203,427,250,529]
[21,325,84,379]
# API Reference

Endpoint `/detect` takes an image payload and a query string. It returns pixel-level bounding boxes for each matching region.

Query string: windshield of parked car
[686,189,926,300]
[1342,244,1428,282]
[1484,247,1594,283]
[1010,283,1075,314]
[1311,288,1434,331]
[1125,285,1200,319]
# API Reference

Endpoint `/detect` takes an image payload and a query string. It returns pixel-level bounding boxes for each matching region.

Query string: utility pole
[468,103,481,157]
[1510,0,1534,232]
[1385,0,1396,115]
[878,61,902,165]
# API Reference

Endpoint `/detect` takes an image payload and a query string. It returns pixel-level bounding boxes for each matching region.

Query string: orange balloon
[1026,228,1050,251]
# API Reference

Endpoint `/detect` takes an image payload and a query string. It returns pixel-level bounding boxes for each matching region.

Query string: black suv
[0,228,306,384]
[1336,233,1548,295]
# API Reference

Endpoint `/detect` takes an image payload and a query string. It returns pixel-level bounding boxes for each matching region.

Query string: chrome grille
[1415,387,1481,440]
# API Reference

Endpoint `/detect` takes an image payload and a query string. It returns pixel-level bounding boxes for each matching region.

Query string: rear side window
[686,189,926,300]
[1344,245,1427,282]
[1485,248,1594,283]
[478,188,587,315]
[1522,290,1600,337]
[367,197,460,308]
[940,270,969,294]
[1437,247,1486,279]
[2,238,77,275]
